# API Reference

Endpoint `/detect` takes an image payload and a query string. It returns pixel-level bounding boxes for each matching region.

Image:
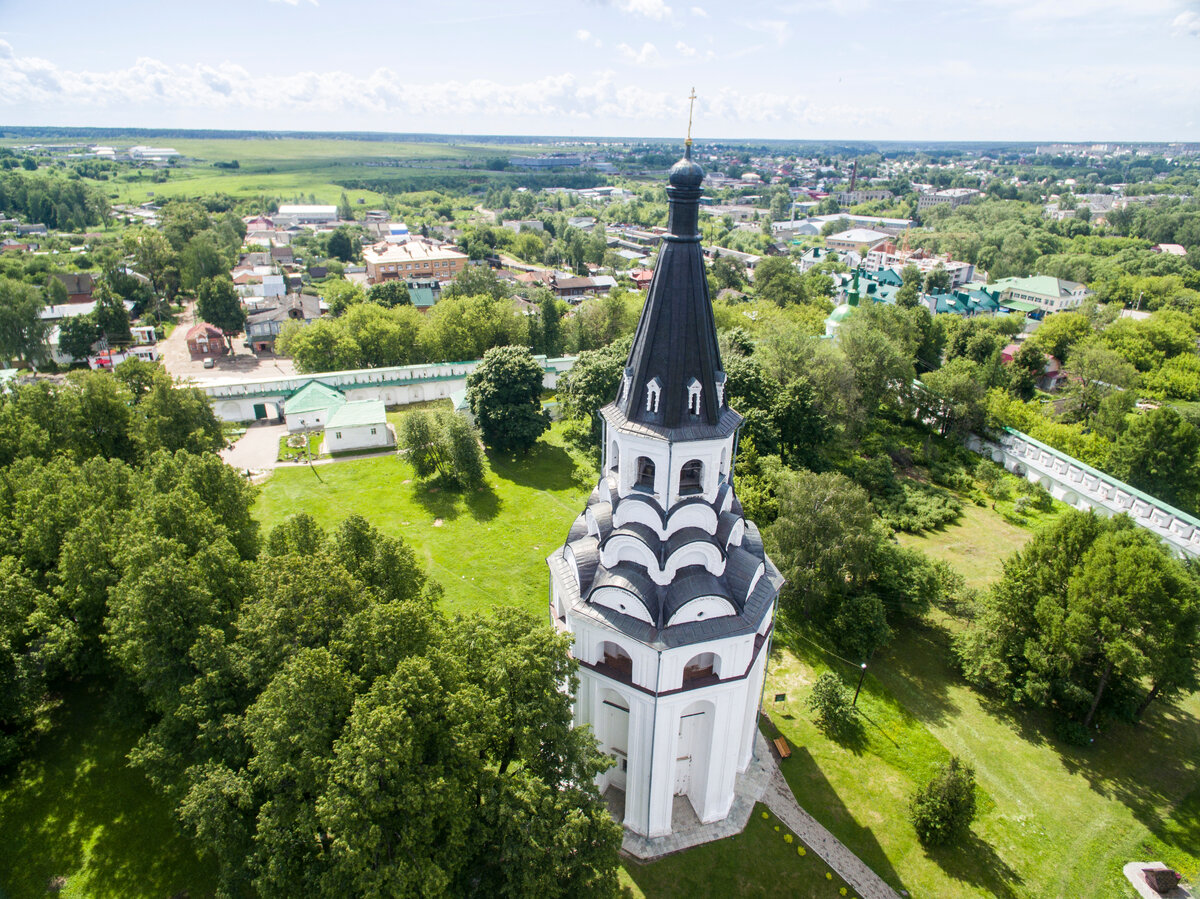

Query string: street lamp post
[852,662,867,706]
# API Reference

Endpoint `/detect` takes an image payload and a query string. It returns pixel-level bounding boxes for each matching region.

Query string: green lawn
[896,502,1033,590]
[624,803,857,899]
[254,420,592,616]
[0,685,215,899]
[765,499,1200,898]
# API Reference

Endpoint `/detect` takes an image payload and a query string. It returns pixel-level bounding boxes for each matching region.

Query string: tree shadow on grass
[409,479,468,522]
[486,441,580,491]
[777,745,909,896]
[1054,699,1200,843]
[0,684,214,899]
[924,830,1025,899]
[465,482,501,522]
[872,618,962,730]
[1148,779,1200,858]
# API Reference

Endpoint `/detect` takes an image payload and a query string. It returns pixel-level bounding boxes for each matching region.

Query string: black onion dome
[669,153,704,190]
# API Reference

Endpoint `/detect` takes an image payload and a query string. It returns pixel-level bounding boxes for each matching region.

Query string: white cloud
[268,0,318,6]
[577,28,592,40]
[977,0,1179,23]
[676,40,697,56]
[0,40,1195,140]
[690,5,708,15]
[618,0,672,19]
[746,19,790,45]
[1173,9,1200,36]
[617,41,663,65]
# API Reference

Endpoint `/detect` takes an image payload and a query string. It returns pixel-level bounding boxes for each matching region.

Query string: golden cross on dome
[686,87,697,147]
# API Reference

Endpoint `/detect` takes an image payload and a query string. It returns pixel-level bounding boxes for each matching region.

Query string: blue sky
[1,0,1198,140]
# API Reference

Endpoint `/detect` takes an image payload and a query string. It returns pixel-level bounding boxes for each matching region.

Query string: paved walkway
[220,421,286,474]
[762,766,901,899]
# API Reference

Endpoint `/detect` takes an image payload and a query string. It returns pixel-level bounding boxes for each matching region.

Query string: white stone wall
[968,431,1200,557]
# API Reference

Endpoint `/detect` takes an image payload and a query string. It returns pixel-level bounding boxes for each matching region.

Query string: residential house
[825,228,891,254]
[502,219,545,233]
[246,294,322,352]
[630,268,655,290]
[186,323,227,357]
[863,244,977,288]
[917,188,980,211]
[274,205,338,226]
[1001,343,1065,390]
[833,189,894,205]
[407,278,442,311]
[706,246,760,272]
[50,272,96,303]
[270,245,295,266]
[987,275,1092,314]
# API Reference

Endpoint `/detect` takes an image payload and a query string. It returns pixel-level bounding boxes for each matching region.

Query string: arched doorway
[674,699,715,818]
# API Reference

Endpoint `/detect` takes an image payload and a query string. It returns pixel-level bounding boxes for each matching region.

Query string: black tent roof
[615,146,725,430]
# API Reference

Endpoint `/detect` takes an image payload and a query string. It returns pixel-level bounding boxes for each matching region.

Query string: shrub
[806,672,859,736]
[909,756,977,846]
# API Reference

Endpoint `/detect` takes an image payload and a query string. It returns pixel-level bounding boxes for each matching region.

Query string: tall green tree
[767,469,891,658]
[466,345,550,454]
[1108,406,1200,513]
[197,276,247,350]
[0,277,49,366]
[366,280,411,308]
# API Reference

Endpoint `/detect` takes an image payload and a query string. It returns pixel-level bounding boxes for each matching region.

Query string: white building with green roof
[283,381,346,433]
[989,275,1092,314]
[324,400,393,453]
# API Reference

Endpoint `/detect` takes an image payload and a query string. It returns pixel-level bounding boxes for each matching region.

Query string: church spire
[616,103,725,430]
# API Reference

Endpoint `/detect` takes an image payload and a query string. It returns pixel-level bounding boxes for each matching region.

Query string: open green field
[44,136,558,205]
[766,498,1200,898]
[0,684,215,899]
[253,419,593,616]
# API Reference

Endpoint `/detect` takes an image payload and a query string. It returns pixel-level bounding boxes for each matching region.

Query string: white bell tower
[548,140,783,840]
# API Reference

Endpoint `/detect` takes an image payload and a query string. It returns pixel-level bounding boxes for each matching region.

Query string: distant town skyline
[1,0,1198,141]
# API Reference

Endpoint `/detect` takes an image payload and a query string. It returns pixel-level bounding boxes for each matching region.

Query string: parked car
[203,357,215,369]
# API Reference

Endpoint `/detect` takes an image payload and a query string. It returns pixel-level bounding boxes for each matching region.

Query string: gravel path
[762,766,902,899]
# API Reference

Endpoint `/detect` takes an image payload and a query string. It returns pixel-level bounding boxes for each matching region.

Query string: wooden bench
[773,736,791,759]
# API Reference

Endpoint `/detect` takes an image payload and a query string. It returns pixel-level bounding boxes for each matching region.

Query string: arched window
[683,652,718,685]
[599,641,633,682]
[635,457,655,491]
[679,459,703,495]
[609,441,620,472]
[646,377,662,414]
[687,377,702,416]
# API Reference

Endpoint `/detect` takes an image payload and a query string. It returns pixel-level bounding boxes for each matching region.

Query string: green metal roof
[1000,299,1039,312]
[325,399,387,429]
[449,387,470,412]
[409,285,438,309]
[991,275,1081,298]
[285,381,346,416]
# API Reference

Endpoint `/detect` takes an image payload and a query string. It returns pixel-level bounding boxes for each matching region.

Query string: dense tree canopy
[955,510,1200,738]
